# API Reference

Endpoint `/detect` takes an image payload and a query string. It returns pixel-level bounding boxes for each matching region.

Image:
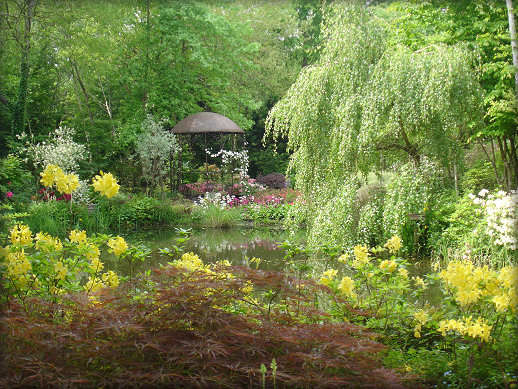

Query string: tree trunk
[506,0,518,188]
[12,0,35,135]
[506,0,518,96]
[72,61,95,125]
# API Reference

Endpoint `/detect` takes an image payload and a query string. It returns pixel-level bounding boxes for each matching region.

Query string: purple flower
[6,191,13,198]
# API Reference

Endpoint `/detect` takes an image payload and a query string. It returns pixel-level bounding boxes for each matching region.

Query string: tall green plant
[266,3,484,248]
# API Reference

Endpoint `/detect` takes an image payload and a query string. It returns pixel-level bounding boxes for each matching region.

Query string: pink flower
[6,191,13,198]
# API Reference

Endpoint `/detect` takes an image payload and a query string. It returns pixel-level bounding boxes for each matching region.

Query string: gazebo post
[177,135,183,191]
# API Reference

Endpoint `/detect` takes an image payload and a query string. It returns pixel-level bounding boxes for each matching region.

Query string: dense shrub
[24,195,188,236]
[257,172,286,189]
[24,201,89,237]
[0,155,35,208]
[460,161,499,194]
[1,265,407,388]
[243,203,292,224]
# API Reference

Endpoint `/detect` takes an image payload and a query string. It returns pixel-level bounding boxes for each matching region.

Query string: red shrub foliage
[1,265,410,388]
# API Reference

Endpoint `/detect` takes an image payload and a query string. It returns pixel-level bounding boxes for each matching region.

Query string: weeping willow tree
[265,3,484,248]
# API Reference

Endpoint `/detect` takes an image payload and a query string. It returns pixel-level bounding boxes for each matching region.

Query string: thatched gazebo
[171,112,245,190]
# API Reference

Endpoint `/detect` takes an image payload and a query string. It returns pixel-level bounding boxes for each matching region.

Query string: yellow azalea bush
[0,224,124,303]
[40,164,79,195]
[439,260,518,311]
[314,234,517,384]
[318,236,413,324]
[108,236,128,257]
[438,316,492,343]
[92,171,120,198]
[384,235,402,254]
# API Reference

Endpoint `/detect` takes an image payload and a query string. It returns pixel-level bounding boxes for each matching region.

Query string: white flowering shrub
[136,115,180,190]
[29,127,89,173]
[205,148,249,181]
[73,179,93,205]
[194,192,232,209]
[471,189,518,250]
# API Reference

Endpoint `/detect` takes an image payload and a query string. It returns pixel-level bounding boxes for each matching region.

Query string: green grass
[191,205,242,228]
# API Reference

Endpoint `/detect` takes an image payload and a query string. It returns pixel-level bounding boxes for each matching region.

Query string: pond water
[105,226,439,303]
[111,227,307,275]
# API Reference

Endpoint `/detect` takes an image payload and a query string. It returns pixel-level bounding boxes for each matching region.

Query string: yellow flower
[338,276,355,297]
[413,276,427,289]
[101,270,119,288]
[492,293,510,312]
[69,230,87,244]
[438,316,492,342]
[40,164,61,187]
[414,310,429,325]
[84,243,100,260]
[55,171,79,194]
[337,253,349,263]
[171,252,205,272]
[84,276,104,293]
[352,245,370,268]
[108,236,128,257]
[379,259,397,273]
[319,268,338,286]
[240,280,254,295]
[90,257,104,272]
[10,224,32,245]
[49,286,65,295]
[384,235,402,254]
[455,287,481,306]
[482,276,501,296]
[398,268,409,278]
[92,171,120,198]
[54,261,68,280]
[35,232,62,252]
[7,250,31,278]
[465,317,492,342]
[498,266,518,290]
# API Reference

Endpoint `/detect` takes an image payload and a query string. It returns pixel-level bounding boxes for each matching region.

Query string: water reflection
[120,227,306,273]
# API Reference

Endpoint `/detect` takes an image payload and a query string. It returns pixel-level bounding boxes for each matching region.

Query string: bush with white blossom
[28,127,89,173]
[205,148,249,181]
[470,189,518,250]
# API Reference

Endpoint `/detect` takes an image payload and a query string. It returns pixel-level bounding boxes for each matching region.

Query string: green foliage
[243,203,291,225]
[191,204,242,228]
[135,115,179,192]
[357,184,385,247]
[24,195,188,236]
[383,160,444,255]
[460,161,500,194]
[24,201,84,237]
[380,0,518,188]
[0,155,34,207]
[266,3,483,249]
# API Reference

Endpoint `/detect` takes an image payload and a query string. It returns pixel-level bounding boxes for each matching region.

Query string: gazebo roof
[172,112,243,134]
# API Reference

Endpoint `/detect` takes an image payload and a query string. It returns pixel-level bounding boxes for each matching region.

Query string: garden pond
[107,227,437,301]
